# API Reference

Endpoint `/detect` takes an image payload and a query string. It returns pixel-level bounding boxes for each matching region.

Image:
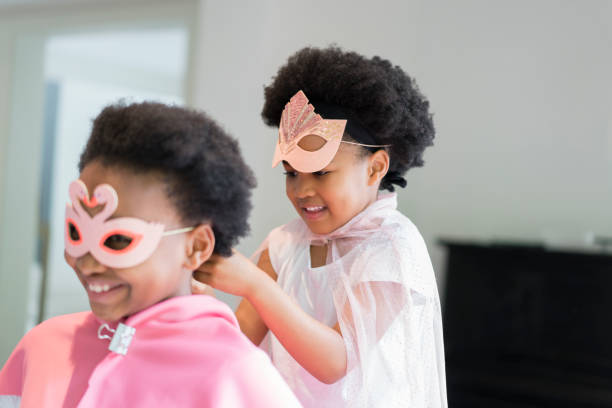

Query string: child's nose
[75,253,107,275]
[293,177,316,199]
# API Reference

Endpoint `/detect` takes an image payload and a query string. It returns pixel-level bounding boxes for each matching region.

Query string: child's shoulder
[353,208,426,255]
[23,311,96,345]
[264,218,308,252]
[131,296,277,377]
[353,211,438,290]
[132,294,236,325]
[130,295,243,351]
[271,217,307,237]
[9,312,101,371]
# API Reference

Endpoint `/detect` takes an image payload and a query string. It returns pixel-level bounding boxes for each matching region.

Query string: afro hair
[79,101,256,256]
[261,46,435,191]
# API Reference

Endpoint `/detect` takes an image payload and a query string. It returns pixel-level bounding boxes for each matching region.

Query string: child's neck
[307,190,382,268]
[309,244,328,268]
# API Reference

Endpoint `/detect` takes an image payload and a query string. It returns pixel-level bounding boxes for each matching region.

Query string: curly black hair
[79,101,256,256]
[262,46,435,191]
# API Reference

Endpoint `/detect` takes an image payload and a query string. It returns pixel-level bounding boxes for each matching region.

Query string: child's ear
[184,223,215,270]
[367,149,390,186]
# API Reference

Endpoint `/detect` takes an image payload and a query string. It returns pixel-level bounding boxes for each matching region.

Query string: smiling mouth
[87,283,123,294]
[300,205,327,220]
[89,283,110,293]
[303,206,326,213]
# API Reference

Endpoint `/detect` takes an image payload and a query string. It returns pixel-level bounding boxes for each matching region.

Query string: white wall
[192,0,612,300]
[1,0,610,362]
[0,33,46,365]
[43,29,187,319]
[0,0,196,364]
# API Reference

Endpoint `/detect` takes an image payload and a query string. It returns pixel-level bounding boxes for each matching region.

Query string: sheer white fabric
[254,193,447,407]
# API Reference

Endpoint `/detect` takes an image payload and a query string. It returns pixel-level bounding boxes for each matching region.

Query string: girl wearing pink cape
[0,102,301,407]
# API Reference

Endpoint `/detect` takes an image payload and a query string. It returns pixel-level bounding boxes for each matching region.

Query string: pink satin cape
[0,295,301,407]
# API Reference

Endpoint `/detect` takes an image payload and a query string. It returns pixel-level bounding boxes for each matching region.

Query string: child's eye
[103,234,134,251]
[313,171,329,177]
[283,171,297,178]
[68,223,80,241]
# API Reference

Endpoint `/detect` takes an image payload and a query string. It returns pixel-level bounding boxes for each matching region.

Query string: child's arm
[192,253,272,346]
[194,250,348,384]
[234,249,276,346]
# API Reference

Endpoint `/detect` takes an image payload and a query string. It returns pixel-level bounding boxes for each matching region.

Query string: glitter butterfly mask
[272,90,347,173]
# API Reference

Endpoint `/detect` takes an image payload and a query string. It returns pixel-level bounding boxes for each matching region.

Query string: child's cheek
[64,250,77,268]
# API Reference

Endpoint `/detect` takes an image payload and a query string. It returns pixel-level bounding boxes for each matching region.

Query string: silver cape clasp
[97,322,136,355]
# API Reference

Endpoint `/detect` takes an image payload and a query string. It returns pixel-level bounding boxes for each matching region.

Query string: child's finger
[196,255,222,273]
[190,277,208,293]
[193,270,212,285]
[191,277,215,296]
[195,261,214,274]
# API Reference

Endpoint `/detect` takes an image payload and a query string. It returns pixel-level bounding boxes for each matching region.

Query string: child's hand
[193,250,264,298]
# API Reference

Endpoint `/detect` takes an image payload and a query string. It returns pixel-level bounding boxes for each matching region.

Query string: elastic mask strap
[341,141,392,148]
[162,226,195,237]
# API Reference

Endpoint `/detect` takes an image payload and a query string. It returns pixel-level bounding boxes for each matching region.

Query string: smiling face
[283,142,385,235]
[64,161,197,322]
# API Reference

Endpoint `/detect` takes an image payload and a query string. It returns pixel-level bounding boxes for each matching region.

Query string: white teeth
[88,284,112,293]
[304,206,324,212]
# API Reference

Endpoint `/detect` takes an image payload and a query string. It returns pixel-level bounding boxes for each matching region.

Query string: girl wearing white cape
[195,46,447,407]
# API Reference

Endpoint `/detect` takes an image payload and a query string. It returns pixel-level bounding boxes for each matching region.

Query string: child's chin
[90,303,128,323]
[306,224,335,236]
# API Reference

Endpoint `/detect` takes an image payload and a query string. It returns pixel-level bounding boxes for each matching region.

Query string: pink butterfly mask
[64,179,193,269]
[272,90,347,173]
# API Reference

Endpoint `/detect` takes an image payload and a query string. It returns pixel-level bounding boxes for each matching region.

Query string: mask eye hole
[69,223,80,241]
[103,234,134,251]
[297,135,327,151]
[99,230,143,255]
[66,220,81,243]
